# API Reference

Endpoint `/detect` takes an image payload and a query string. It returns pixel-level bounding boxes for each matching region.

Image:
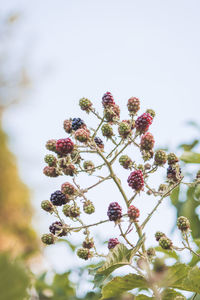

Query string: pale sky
[2,0,200,296]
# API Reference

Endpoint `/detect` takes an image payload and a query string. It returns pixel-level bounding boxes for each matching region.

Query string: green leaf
[97,237,145,277]
[100,274,148,299]
[161,263,200,293]
[179,140,199,151]
[180,151,200,163]
[136,295,155,299]
[154,246,179,260]
[170,186,180,207]
[0,253,30,300]
[161,289,186,299]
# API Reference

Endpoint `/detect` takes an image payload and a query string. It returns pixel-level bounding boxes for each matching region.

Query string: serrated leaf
[154,246,179,260]
[100,274,148,299]
[161,289,186,299]
[180,151,200,163]
[161,263,200,293]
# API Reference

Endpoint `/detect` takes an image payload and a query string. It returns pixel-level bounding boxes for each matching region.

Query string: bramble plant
[41,93,200,300]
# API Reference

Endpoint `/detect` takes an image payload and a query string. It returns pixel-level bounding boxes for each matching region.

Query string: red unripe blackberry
[140,132,155,151]
[101,123,113,138]
[159,236,173,250]
[61,182,76,195]
[118,121,131,138]
[119,155,133,170]
[107,202,122,222]
[127,170,144,192]
[75,128,90,143]
[94,137,104,150]
[83,201,95,214]
[49,221,66,237]
[62,164,77,176]
[43,166,59,177]
[41,233,55,245]
[127,97,140,114]
[50,190,67,206]
[41,200,54,213]
[167,153,179,165]
[56,138,74,154]
[63,119,72,133]
[127,205,140,222]
[177,216,190,232]
[102,92,115,108]
[46,139,57,152]
[77,248,92,260]
[104,104,120,123]
[154,150,167,166]
[108,238,120,249]
[79,97,92,112]
[135,113,153,134]
[155,231,165,241]
[82,237,94,249]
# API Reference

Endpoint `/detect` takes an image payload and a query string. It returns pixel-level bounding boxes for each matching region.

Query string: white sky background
[2,0,200,296]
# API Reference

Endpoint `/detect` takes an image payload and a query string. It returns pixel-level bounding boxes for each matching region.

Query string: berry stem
[84,175,111,192]
[141,180,182,229]
[110,140,131,164]
[118,223,135,248]
[106,138,123,159]
[92,115,105,139]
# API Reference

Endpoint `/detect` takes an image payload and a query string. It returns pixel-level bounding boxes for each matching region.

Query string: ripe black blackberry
[72,118,85,131]
[107,202,122,222]
[108,238,119,249]
[50,190,67,206]
[49,221,66,236]
[102,91,115,107]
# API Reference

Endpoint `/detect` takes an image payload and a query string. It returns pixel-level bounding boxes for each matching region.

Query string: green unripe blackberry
[83,201,95,214]
[154,150,167,166]
[41,233,55,245]
[146,109,155,119]
[41,200,54,213]
[44,154,57,167]
[118,121,131,138]
[77,248,91,260]
[147,247,156,258]
[45,139,57,152]
[155,231,165,241]
[119,155,133,169]
[167,153,179,165]
[159,236,173,250]
[101,123,113,138]
[82,237,94,249]
[177,216,190,232]
[62,204,71,217]
[79,97,92,112]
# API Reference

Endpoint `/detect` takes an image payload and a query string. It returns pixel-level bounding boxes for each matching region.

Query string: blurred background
[1,1,200,299]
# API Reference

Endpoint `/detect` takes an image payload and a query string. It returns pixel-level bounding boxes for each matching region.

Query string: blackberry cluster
[72,118,85,131]
[127,170,144,191]
[107,202,122,222]
[108,238,119,249]
[50,190,67,206]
